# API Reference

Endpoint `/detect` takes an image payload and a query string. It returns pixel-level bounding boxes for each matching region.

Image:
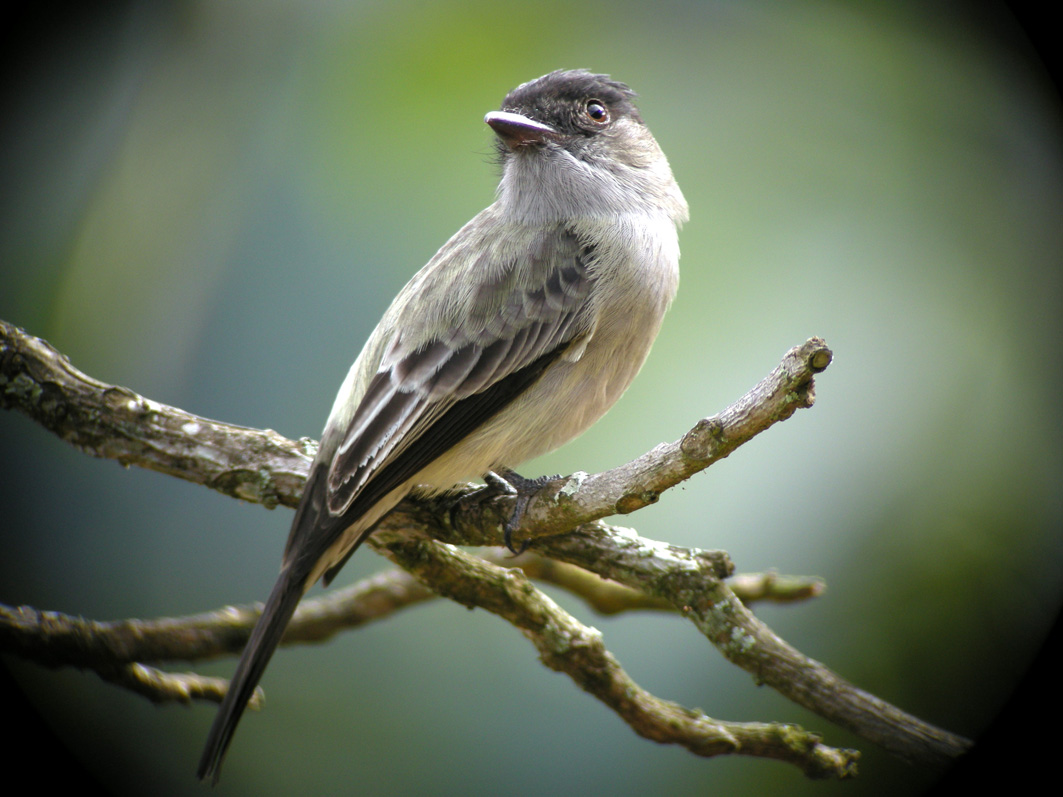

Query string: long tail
[196,564,305,784]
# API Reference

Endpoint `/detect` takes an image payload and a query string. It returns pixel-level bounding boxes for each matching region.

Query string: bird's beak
[485,111,558,149]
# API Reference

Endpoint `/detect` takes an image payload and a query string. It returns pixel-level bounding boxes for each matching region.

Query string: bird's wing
[282,225,597,580]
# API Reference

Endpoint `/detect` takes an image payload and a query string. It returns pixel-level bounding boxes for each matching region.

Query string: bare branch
[486,550,672,613]
[100,663,240,708]
[486,555,824,612]
[370,527,860,779]
[434,337,834,548]
[527,524,966,765]
[0,570,435,671]
[1,318,971,774]
[1,320,831,537]
[728,571,826,604]
[0,560,821,712]
[0,318,311,509]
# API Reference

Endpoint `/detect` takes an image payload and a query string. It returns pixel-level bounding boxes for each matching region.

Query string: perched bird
[197,68,688,782]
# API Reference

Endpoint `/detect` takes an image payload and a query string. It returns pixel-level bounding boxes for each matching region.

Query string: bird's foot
[483,468,559,555]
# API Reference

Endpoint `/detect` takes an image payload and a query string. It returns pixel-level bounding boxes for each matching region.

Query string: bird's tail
[196,565,305,784]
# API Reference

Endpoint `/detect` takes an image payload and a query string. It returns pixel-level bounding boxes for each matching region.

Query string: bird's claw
[485,469,558,554]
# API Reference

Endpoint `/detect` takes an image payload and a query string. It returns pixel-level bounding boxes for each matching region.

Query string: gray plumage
[197,69,687,783]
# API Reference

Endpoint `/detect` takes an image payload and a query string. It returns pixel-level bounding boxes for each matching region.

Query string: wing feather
[286,225,596,581]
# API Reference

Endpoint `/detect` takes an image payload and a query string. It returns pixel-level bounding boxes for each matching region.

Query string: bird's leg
[483,468,559,554]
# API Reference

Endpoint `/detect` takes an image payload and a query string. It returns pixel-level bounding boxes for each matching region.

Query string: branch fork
[0,320,970,778]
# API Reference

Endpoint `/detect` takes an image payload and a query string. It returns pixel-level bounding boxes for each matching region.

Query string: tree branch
[428,336,835,549]
[0,318,312,509]
[0,318,971,776]
[370,527,859,779]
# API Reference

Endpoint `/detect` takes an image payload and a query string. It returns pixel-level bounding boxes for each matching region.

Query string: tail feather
[196,566,305,784]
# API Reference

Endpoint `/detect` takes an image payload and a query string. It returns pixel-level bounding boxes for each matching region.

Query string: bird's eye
[584,100,609,124]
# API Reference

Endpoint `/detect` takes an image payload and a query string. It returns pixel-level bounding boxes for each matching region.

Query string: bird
[196,68,688,782]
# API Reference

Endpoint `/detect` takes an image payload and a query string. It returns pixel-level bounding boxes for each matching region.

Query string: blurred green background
[2,1,1060,795]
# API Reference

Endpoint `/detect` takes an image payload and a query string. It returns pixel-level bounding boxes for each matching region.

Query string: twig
[0,569,434,670]
[372,529,859,779]
[433,338,834,547]
[0,318,972,774]
[0,318,311,509]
